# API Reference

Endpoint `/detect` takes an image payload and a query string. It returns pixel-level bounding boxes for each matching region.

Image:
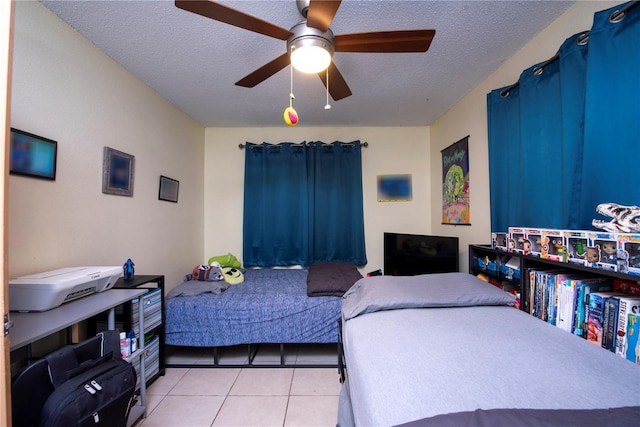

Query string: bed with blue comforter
[338,272,640,427]
[165,265,359,356]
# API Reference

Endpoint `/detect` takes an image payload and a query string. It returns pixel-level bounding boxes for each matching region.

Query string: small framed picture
[158,175,179,203]
[102,146,135,196]
[377,174,413,202]
[10,128,57,180]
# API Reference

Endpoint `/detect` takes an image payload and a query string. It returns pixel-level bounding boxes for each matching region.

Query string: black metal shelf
[113,275,166,386]
[469,244,639,314]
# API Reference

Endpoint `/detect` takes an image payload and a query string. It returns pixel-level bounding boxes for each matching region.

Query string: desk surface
[10,289,146,351]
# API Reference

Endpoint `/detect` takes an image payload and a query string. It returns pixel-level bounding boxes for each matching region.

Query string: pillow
[342,272,516,320]
[207,253,241,268]
[307,261,363,297]
[192,264,224,281]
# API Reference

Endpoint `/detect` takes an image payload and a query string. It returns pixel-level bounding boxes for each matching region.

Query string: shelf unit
[469,244,639,314]
[8,289,148,427]
[112,275,166,389]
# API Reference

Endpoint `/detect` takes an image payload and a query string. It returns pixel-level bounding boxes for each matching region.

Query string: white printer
[9,266,122,312]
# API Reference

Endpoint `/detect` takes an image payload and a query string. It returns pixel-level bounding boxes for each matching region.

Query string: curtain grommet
[609,9,625,23]
[577,32,589,46]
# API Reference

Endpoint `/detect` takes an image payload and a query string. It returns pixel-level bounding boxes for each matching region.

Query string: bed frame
[166,341,340,368]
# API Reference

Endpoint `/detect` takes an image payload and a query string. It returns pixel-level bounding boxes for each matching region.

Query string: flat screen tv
[384,232,459,276]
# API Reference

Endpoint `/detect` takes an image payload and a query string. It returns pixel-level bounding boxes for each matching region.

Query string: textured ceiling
[39,0,575,127]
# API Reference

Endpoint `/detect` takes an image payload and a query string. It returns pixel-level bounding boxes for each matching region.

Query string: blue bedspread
[165,268,342,347]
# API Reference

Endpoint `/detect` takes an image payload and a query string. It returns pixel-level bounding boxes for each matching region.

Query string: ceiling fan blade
[235,53,291,88]
[306,0,342,32]
[175,0,293,40]
[318,62,352,101]
[335,29,436,53]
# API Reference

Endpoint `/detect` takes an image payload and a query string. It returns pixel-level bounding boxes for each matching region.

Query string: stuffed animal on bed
[207,253,241,268]
[192,264,224,281]
[222,267,244,285]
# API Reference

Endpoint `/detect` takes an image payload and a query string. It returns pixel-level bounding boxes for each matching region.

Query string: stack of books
[527,272,640,364]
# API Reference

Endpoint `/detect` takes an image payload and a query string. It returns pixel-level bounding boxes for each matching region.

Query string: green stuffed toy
[208,253,241,268]
[222,267,244,285]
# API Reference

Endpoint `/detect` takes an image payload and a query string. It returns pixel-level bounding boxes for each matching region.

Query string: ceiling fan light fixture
[290,42,332,74]
[287,22,334,74]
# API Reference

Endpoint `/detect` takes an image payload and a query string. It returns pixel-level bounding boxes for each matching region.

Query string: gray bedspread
[340,273,640,427]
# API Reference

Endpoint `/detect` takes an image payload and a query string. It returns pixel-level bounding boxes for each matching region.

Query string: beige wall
[204,127,431,273]
[8,0,621,288]
[429,0,623,273]
[9,1,205,288]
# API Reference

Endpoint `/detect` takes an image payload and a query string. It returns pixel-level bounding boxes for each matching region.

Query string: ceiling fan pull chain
[325,67,331,110]
[283,60,299,126]
[290,60,295,107]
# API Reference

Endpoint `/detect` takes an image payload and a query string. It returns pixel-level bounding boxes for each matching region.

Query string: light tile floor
[135,345,341,427]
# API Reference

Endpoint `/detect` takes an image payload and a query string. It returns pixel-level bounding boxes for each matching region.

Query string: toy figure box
[508,227,526,254]
[500,256,520,282]
[625,312,640,365]
[564,230,590,266]
[491,232,508,252]
[475,253,498,273]
[588,231,618,272]
[613,279,640,295]
[540,229,566,262]
[524,228,543,257]
[617,233,640,276]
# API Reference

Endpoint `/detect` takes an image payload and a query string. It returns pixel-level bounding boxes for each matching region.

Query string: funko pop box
[588,231,618,272]
[618,233,640,276]
[491,232,508,251]
[540,229,565,262]
[524,228,542,257]
[564,230,590,266]
[508,227,526,254]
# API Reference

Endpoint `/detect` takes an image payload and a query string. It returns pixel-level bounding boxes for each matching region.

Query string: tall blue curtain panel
[487,1,639,232]
[243,141,367,267]
[306,141,367,264]
[580,2,640,227]
[487,83,521,233]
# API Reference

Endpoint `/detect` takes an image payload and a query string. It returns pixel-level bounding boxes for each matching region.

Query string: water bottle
[120,331,131,358]
[128,330,137,354]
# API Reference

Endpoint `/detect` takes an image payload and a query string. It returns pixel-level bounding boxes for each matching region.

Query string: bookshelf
[469,244,638,314]
[469,244,640,363]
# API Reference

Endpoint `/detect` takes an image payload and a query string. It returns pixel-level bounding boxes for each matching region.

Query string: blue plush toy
[123,258,135,280]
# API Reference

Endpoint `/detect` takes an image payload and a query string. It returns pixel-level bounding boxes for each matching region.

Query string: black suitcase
[12,331,137,427]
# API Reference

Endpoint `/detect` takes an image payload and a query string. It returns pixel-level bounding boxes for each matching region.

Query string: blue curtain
[487,1,639,232]
[579,3,640,226]
[487,83,521,233]
[243,141,367,267]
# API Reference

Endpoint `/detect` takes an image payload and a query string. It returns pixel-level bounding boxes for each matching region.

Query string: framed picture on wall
[158,175,179,203]
[9,128,57,180]
[377,174,413,202]
[102,146,135,196]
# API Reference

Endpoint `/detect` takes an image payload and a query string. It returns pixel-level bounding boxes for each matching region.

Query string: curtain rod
[239,141,368,149]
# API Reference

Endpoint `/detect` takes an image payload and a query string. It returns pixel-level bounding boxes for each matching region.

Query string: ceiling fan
[175,0,436,101]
